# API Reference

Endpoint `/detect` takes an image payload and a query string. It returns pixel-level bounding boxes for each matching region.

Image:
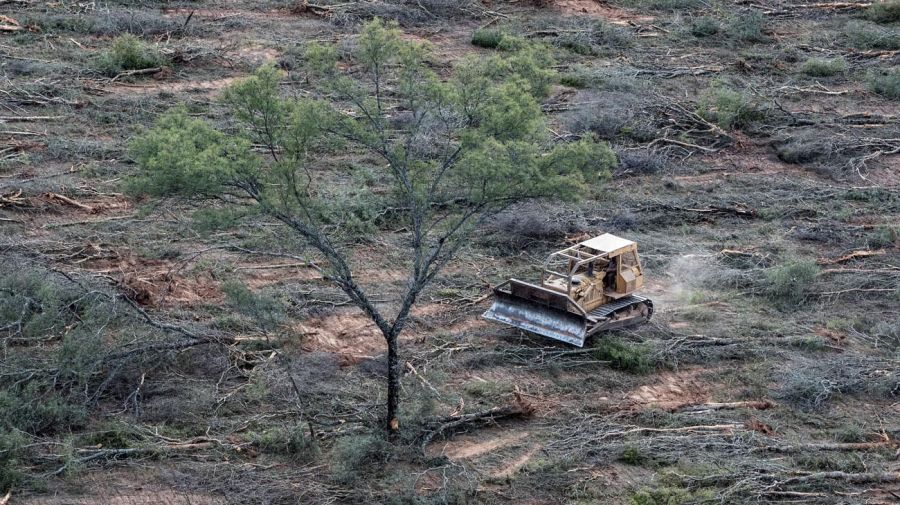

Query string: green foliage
[471,29,504,48]
[865,0,900,23]
[97,34,166,76]
[0,429,25,492]
[252,423,319,460]
[690,17,720,37]
[128,108,258,197]
[222,280,283,332]
[464,380,511,399]
[0,385,87,436]
[727,10,768,43]
[764,259,820,306]
[331,434,393,484]
[868,225,898,248]
[630,487,693,505]
[844,20,900,49]
[131,19,610,236]
[833,423,867,443]
[868,68,900,99]
[0,271,85,341]
[592,338,652,374]
[620,445,647,465]
[794,453,864,473]
[697,83,764,130]
[191,207,255,235]
[800,57,847,77]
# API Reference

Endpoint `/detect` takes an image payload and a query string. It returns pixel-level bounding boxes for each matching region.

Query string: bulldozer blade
[483,288,588,347]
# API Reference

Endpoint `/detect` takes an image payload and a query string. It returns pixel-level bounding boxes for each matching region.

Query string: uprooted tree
[129,18,615,434]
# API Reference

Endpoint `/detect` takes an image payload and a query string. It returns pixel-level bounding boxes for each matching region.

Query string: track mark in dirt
[490,443,541,479]
[552,0,654,23]
[104,77,242,97]
[436,430,530,460]
[624,368,710,411]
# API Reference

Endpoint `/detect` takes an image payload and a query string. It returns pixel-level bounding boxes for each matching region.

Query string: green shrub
[697,84,764,129]
[0,386,87,436]
[868,68,900,99]
[833,423,867,443]
[252,423,319,460]
[727,10,768,43]
[690,17,720,37]
[0,430,25,493]
[631,487,692,505]
[865,0,900,23]
[845,20,900,49]
[620,445,647,465]
[331,434,392,484]
[472,29,504,49]
[800,57,847,77]
[868,225,898,248]
[764,259,820,305]
[97,34,166,76]
[592,338,652,374]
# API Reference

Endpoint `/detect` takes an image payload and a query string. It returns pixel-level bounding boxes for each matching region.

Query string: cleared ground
[1,1,898,504]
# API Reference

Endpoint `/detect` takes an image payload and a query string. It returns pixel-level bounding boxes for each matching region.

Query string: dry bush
[565,91,641,140]
[329,0,480,26]
[777,357,899,410]
[772,129,835,164]
[480,202,588,252]
[615,147,670,176]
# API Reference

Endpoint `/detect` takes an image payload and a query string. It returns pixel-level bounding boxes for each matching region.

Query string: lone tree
[129,19,615,434]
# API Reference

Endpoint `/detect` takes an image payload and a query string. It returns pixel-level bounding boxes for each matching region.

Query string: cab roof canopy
[578,233,635,254]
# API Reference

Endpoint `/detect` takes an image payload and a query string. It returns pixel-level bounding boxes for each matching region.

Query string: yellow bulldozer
[483,233,653,347]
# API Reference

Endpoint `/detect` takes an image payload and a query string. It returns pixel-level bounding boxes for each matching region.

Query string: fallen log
[779,471,900,486]
[45,192,95,212]
[421,394,534,451]
[758,440,896,454]
[817,249,887,265]
[672,400,775,413]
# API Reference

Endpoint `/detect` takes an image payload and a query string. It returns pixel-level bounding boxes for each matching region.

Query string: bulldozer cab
[540,234,644,310]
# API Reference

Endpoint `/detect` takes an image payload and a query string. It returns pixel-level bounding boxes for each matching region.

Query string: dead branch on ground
[420,394,535,451]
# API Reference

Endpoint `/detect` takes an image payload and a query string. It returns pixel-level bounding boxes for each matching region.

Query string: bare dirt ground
[1,1,898,504]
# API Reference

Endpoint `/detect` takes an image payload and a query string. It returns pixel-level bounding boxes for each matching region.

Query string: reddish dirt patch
[73,246,223,307]
[490,443,541,478]
[551,0,653,23]
[295,311,385,359]
[239,262,323,288]
[624,368,709,411]
[432,429,530,460]
[104,77,242,97]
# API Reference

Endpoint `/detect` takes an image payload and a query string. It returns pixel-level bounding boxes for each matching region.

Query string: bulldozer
[483,233,653,347]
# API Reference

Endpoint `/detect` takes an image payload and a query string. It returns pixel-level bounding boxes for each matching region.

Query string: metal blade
[482,290,588,347]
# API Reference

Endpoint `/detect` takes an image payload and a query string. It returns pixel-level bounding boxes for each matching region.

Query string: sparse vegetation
[868,68,900,99]
[800,57,847,77]
[690,16,720,37]
[865,0,900,24]
[727,10,768,43]
[697,83,764,130]
[97,34,166,76]
[764,258,820,306]
[2,1,897,503]
[471,29,504,48]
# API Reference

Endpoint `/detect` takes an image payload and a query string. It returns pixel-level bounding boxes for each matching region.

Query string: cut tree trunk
[386,333,400,436]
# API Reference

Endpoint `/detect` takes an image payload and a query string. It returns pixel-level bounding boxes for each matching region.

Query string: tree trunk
[386,333,400,437]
